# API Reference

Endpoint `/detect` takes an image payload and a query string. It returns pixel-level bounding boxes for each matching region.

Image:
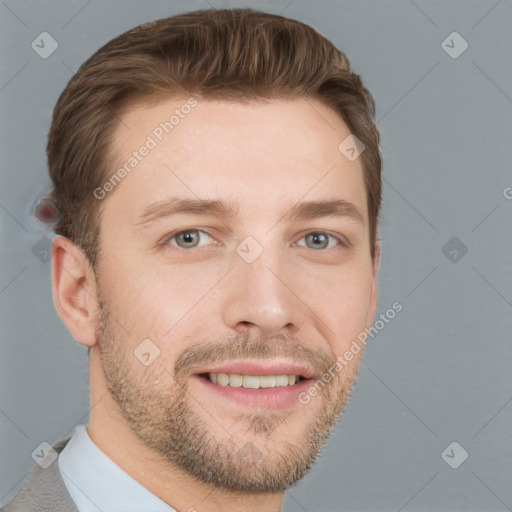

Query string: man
[3,7,381,512]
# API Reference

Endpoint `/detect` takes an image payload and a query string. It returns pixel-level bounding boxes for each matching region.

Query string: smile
[192,360,316,410]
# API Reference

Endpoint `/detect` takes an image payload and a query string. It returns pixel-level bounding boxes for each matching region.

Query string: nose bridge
[222,235,306,335]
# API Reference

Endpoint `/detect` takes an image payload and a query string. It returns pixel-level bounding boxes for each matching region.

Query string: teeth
[242,375,260,389]
[229,373,243,387]
[275,375,289,386]
[208,373,301,388]
[259,376,276,388]
[216,373,229,387]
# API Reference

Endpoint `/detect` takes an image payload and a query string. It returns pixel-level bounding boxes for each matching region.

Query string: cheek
[99,254,221,342]
[319,268,374,354]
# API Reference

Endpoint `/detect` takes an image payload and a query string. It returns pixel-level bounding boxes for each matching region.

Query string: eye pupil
[306,233,329,249]
[177,230,199,247]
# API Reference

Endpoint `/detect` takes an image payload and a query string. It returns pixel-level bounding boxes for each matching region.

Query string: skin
[51,96,380,512]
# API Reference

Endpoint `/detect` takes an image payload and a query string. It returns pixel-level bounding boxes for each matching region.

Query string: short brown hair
[48,8,382,267]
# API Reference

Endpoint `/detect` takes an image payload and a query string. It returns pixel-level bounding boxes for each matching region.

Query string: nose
[221,245,307,338]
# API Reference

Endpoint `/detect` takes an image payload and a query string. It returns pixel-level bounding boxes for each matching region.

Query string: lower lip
[195,375,313,410]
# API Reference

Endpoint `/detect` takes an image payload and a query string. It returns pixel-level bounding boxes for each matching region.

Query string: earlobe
[51,236,99,347]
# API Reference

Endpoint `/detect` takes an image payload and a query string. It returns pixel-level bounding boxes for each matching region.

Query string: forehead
[104,96,368,225]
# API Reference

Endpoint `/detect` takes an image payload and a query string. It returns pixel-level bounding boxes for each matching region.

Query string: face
[93,96,378,492]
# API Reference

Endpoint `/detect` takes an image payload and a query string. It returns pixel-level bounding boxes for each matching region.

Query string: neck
[87,348,284,512]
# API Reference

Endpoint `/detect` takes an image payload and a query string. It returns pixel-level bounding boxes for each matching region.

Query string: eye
[168,229,213,249]
[296,232,343,250]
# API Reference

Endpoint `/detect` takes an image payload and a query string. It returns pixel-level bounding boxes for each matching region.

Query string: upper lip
[195,359,316,379]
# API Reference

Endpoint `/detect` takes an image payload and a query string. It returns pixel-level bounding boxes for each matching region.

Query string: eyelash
[162,229,347,252]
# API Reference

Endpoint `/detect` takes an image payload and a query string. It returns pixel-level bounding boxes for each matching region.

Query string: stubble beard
[95,297,359,493]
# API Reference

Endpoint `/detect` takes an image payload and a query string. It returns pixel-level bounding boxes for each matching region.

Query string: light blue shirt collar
[58,424,176,512]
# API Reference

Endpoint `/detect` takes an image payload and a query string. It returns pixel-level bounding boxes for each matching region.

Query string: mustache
[173,333,335,381]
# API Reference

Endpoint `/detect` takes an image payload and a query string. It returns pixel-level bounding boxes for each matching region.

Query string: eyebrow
[135,196,365,227]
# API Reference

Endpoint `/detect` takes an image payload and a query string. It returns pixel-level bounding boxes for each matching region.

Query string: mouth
[192,360,316,410]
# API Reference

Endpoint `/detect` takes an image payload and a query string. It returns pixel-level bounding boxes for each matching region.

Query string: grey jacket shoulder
[1,434,79,512]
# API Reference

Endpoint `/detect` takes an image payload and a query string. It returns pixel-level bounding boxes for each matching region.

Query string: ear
[366,239,380,327]
[51,236,99,347]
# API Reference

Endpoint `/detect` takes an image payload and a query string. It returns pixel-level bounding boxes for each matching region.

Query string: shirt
[58,424,176,512]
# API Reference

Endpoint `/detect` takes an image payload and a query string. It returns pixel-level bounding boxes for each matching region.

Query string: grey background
[1,0,511,510]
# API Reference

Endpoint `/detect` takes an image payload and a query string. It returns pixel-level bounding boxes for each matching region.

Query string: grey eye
[299,232,339,250]
[306,233,328,249]
[173,230,202,248]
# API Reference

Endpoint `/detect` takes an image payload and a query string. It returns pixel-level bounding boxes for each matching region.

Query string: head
[50,8,382,493]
